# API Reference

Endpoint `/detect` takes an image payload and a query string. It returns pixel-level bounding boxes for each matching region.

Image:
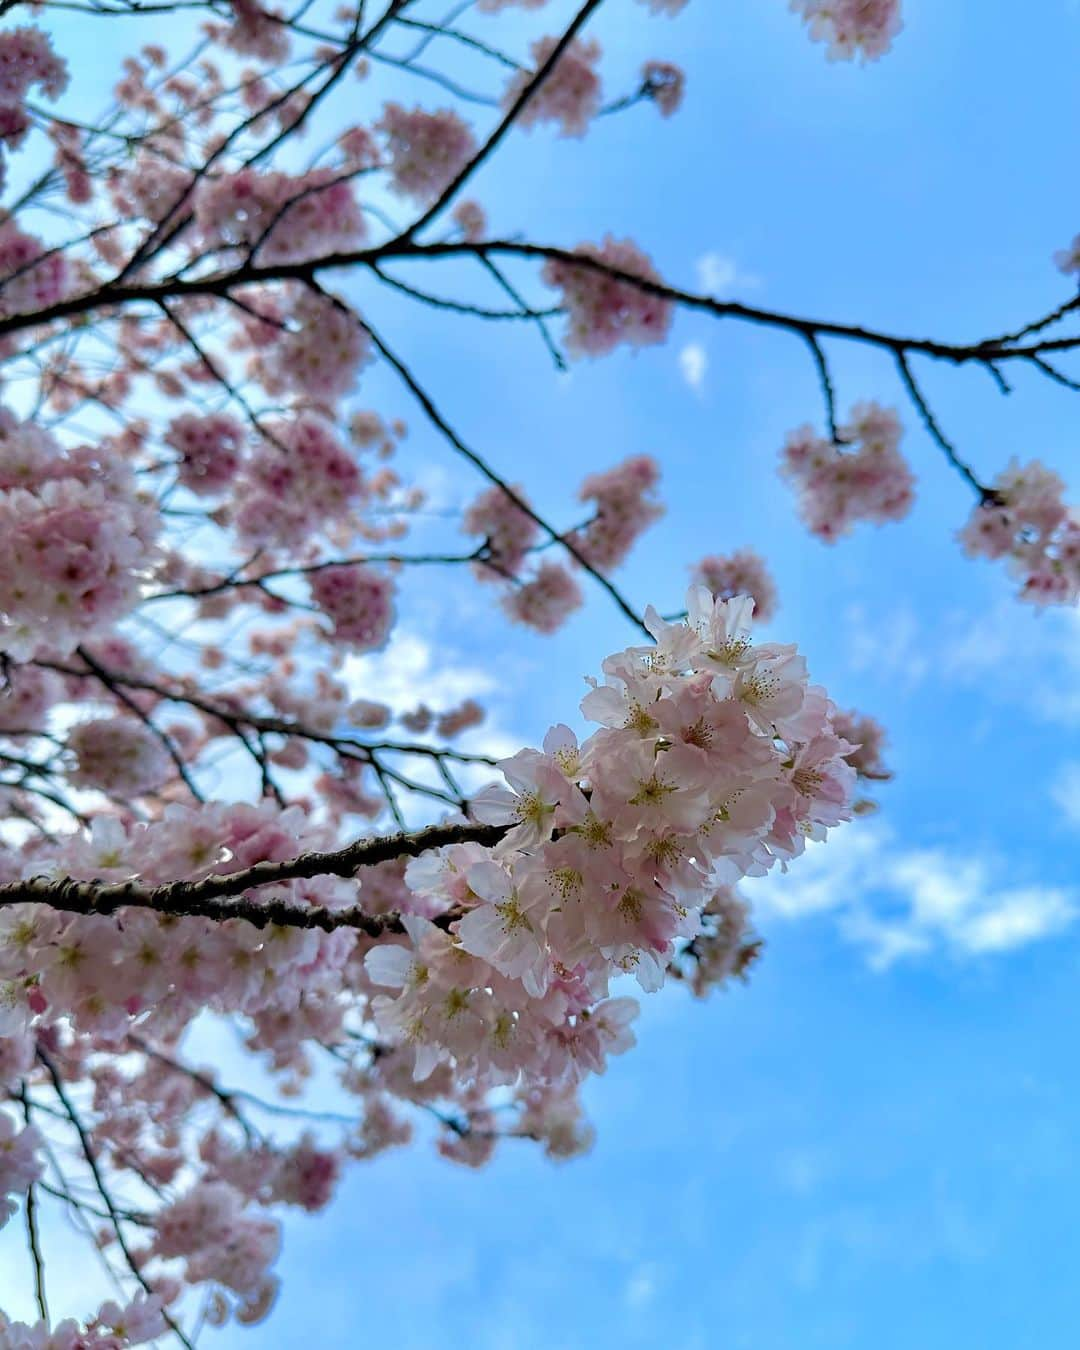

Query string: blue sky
[6,0,1080,1344]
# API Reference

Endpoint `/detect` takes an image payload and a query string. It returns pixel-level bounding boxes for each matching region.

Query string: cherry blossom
[791,0,903,62]
[65,718,172,798]
[779,402,914,542]
[692,549,778,623]
[0,413,158,659]
[309,564,396,649]
[642,60,686,117]
[542,237,673,357]
[376,104,476,205]
[506,37,602,138]
[959,459,1080,605]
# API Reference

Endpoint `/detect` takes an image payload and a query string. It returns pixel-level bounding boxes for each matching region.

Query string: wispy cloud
[678,342,708,392]
[846,603,930,691]
[745,822,1076,968]
[695,251,760,296]
[941,601,1080,725]
[1052,761,1080,829]
[344,630,497,712]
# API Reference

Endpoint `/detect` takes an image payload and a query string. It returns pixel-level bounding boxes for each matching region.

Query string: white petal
[466,860,512,905]
[363,944,413,989]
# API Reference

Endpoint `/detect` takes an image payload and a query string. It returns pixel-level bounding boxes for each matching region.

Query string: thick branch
[0,820,506,932]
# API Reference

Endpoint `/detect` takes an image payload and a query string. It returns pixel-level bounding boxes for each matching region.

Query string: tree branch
[1,820,506,932]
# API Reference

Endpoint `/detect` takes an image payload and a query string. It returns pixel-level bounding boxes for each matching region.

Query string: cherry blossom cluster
[0,220,70,317]
[463,459,664,633]
[309,564,396,650]
[506,37,602,137]
[503,560,585,634]
[193,168,367,264]
[791,0,903,62]
[166,412,245,496]
[959,459,1080,605]
[258,288,372,405]
[1053,234,1080,278]
[691,549,779,623]
[65,718,172,798]
[230,414,369,550]
[0,1294,167,1349]
[542,237,673,357]
[376,104,476,205]
[0,28,68,185]
[215,0,292,64]
[779,402,914,542]
[0,587,860,1329]
[0,1110,41,1228]
[0,410,159,660]
[570,455,664,571]
[641,60,686,117]
[366,586,856,1085]
[0,803,360,1039]
[829,707,892,783]
[666,885,760,999]
[462,482,583,633]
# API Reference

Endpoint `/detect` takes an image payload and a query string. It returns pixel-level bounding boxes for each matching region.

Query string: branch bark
[0,820,506,932]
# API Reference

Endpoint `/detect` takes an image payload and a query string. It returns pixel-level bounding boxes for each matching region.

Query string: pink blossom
[503,562,584,632]
[310,565,395,650]
[261,288,372,403]
[959,459,1080,606]
[830,707,892,781]
[66,718,172,798]
[642,60,685,116]
[505,37,602,138]
[233,415,363,550]
[0,416,159,660]
[0,220,69,317]
[452,200,487,240]
[195,168,365,264]
[463,483,540,580]
[1053,234,1080,276]
[0,1112,42,1229]
[570,455,664,570]
[792,0,903,62]
[691,548,778,622]
[376,104,476,205]
[166,412,245,495]
[779,402,914,542]
[219,0,291,63]
[542,237,673,357]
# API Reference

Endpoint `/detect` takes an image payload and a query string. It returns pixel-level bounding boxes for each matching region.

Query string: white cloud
[846,603,930,690]
[745,822,1076,968]
[623,1264,659,1310]
[1052,761,1080,829]
[341,629,520,808]
[343,630,497,713]
[695,251,760,296]
[678,342,708,392]
[941,601,1080,726]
